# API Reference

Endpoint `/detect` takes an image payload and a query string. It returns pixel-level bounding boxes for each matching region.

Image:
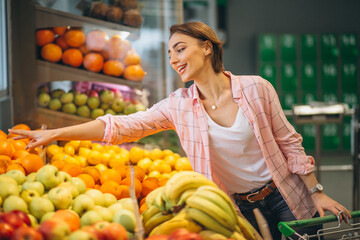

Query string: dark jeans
[234,188,322,240]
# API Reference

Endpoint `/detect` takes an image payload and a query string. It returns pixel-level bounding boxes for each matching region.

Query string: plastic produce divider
[278,210,360,237]
[130,165,144,239]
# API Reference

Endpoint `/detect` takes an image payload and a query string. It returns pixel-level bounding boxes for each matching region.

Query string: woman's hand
[8,129,56,149]
[311,192,351,221]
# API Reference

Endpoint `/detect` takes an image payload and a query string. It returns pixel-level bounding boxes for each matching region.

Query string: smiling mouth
[177,64,187,75]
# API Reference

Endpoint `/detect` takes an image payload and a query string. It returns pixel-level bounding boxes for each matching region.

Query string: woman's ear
[204,40,212,56]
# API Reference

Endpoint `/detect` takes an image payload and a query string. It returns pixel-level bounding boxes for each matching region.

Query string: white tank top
[206,108,271,194]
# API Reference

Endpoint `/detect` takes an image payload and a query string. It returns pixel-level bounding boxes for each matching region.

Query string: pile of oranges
[0,124,44,175]
[36,27,146,81]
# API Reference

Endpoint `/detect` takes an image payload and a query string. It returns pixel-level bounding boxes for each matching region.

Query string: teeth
[178,65,185,72]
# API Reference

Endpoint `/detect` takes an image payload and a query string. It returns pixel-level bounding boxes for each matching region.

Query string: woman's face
[168,33,209,82]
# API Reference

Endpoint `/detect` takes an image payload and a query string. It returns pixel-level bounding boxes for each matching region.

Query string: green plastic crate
[301,34,317,61]
[281,34,297,61]
[259,34,277,62]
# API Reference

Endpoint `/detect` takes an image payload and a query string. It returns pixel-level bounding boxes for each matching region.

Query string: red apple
[11,225,44,240]
[0,222,15,240]
[168,229,190,240]
[82,225,105,240]
[1,212,24,228]
[38,219,71,240]
[11,210,31,227]
[146,235,169,240]
[103,223,128,240]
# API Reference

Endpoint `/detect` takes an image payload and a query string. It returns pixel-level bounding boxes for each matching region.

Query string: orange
[51,160,67,170]
[0,158,8,174]
[36,29,55,46]
[12,124,31,131]
[114,164,129,179]
[8,139,27,151]
[105,36,131,60]
[100,169,122,184]
[0,129,7,139]
[125,165,145,181]
[82,166,101,184]
[18,153,44,174]
[6,163,25,174]
[158,177,169,187]
[62,48,83,68]
[83,53,104,73]
[62,163,82,177]
[123,50,141,66]
[99,180,122,199]
[52,209,80,232]
[0,155,12,166]
[102,60,124,77]
[86,30,109,52]
[78,45,89,55]
[141,178,158,197]
[120,177,142,198]
[41,43,63,63]
[129,146,144,164]
[12,149,29,160]
[123,64,146,81]
[55,36,69,50]
[139,202,148,214]
[0,140,15,158]
[77,174,95,188]
[118,185,130,199]
[64,29,86,48]
[53,27,67,36]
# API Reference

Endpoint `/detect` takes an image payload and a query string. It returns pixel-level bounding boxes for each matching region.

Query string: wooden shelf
[37,60,143,89]
[35,107,91,129]
[35,5,140,40]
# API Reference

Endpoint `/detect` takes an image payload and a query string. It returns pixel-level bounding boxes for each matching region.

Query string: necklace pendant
[211,105,217,110]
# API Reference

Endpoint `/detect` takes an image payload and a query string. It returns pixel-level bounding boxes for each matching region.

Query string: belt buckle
[246,191,260,203]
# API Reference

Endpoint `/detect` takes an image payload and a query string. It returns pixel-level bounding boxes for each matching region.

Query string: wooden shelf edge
[36,107,91,128]
[35,5,140,40]
[37,60,143,89]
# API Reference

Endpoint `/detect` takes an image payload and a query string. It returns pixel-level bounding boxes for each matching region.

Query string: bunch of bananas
[141,171,256,239]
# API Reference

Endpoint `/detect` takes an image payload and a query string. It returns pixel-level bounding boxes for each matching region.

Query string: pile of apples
[146,229,204,240]
[37,86,146,119]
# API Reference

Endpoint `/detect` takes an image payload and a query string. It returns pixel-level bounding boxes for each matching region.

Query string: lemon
[100,152,112,166]
[87,150,102,165]
[67,140,81,152]
[95,163,108,172]
[175,157,193,171]
[149,148,164,161]
[160,163,172,174]
[79,140,92,149]
[46,144,61,159]
[63,143,75,156]
[148,170,162,179]
[164,155,176,169]
[129,146,144,164]
[163,149,173,156]
[137,158,153,174]
[91,143,104,152]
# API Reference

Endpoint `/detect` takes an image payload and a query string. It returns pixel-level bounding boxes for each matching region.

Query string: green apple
[77,105,91,118]
[29,197,55,220]
[117,197,134,212]
[42,193,49,199]
[103,193,117,207]
[99,89,114,104]
[71,177,87,194]
[72,194,95,216]
[60,92,74,104]
[93,205,113,222]
[36,165,62,190]
[6,170,26,185]
[93,220,110,232]
[51,89,65,98]
[49,98,62,111]
[135,103,146,112]
[62,103,77,114]
[91,108,104,119]
[58,171,72,183]
[38,92,51,107]
[85,189,105,206]
[0,196,2,207]
[3,195,29,213]
[112,209,136,233]
[26,172,37,182]
[68,230,97,240]
[74,93,88,106]
[123,104,137,115]
[58,182,79,198]
[0,175,18,184]
[100,102,110,110]
[111,98,125,113]
[22,181,45,195]
[21,189,40,205]
[27,214,39,228]
[48,187,73,210]
[80,210,102,227]
[38,219,71,240]
[108,203,124,215]
[0,181,19,199]
[40,211,55,224]
[87,96,100,110]
[105,109,116,115]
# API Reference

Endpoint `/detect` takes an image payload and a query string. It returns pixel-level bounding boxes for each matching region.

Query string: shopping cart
[278,211,360,240]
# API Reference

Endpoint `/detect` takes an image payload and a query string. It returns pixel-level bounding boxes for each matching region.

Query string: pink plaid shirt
[98,73,317,220]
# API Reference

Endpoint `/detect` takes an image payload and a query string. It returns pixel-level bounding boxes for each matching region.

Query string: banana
[141,205,161,224]
[185,207,233,238]
[230,231,247,240]
[176,188,197,207]
[198,230,228,240]
[153,188,167,212]
[145,186,165,207]
[149,217,202,236]
[237,216,256,240]
[164,171,218,209]
[144,211,173,235]
[186,195,237,231]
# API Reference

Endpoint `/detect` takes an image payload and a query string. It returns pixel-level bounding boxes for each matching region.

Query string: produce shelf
[35,5,140,40]
[36,107,91,129]
[37,60,143,89]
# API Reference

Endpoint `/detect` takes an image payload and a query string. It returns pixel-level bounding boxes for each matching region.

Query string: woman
[10,22,350,239]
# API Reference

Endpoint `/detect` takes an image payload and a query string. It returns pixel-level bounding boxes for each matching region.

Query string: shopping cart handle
[278,210,360,237]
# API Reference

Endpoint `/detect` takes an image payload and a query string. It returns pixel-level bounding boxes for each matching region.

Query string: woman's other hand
[311,192,351,221]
